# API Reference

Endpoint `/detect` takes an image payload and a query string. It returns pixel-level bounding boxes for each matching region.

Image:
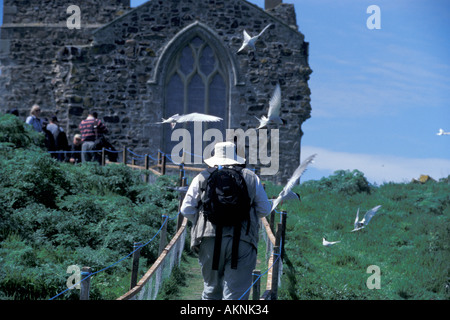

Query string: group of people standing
[18,104,116,164]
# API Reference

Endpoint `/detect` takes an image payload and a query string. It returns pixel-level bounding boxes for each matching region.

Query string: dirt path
[177,254,204,300]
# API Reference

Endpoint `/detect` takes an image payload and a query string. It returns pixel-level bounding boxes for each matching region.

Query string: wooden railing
[117,216,188,300]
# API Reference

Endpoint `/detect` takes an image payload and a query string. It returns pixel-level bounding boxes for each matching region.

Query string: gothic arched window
[163,35,228,163]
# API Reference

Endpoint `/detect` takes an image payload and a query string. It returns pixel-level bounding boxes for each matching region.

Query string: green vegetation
[1,114,448,300]
[264,170,450,300]
[0,114,180,300]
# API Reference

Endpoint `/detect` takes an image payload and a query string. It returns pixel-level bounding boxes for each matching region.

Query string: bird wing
[282,153,316,194]
[271,153,316,212]
[255,115,268,129]
[243,29,251,42]
[267,83,281,120]
[270,196,282,213]
[282,190,300,202]
[156,114,178,124]
[270,191,299,212]
[362,205,382,226]
[176,113,223,123]
[237,31,250,53]
[354,208,360,229]
[257,23,273,38]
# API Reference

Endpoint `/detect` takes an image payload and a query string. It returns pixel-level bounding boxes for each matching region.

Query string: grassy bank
[263,171,449,300]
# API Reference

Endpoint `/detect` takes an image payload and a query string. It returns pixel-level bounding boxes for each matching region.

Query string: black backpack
[200,166,251,270]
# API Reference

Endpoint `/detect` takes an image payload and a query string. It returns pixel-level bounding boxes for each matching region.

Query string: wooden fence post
[177,177,187,231]
[159,216,168,255]
[269,223,284,300]
[161,152,166,175]
[80,266,92,300]
[178,163,185,186]
[252,270,261,300]
[122,147,127,165]
[280,211,287,260]
[101,148,106,166]
[266,209,276,260]
[269,208,275,232]
[130,242,142,289]
[144,154,149,183]
[270,246,280,300]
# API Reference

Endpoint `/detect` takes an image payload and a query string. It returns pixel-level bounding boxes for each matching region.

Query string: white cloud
[302,145,450,184]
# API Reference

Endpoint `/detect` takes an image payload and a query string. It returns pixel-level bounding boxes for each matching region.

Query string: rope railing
[117,216,188,300]
[49,213,174,300]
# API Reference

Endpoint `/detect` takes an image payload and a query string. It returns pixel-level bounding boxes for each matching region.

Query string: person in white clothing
[180,141,271,300]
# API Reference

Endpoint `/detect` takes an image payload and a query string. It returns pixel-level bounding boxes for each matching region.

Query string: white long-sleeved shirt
[180,167,272,251]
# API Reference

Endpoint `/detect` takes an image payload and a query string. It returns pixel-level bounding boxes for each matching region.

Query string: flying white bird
[255,83,286,129]
[270,154,316,212]
[237,23,273,53]
[437,128,450,136]
[323,238,340,247]
[351,205,382,232]
[157,112,223,129]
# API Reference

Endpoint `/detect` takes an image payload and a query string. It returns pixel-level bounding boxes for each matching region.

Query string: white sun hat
[204,141,246,167]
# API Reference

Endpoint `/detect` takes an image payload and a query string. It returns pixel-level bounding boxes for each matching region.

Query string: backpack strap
[212,224,223,271]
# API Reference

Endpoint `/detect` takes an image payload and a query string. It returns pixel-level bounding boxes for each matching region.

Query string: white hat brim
[204,155,245,167]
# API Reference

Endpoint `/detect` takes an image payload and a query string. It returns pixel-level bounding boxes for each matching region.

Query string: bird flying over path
[237,23,273,53]
[323,238,340,247]
[157,112,223,129]
[271,154,316,212]
[351,205,382,232]
[255,83,286,129]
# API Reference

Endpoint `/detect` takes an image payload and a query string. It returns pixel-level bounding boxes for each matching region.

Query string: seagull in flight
[351,205,382,232]
[237,23,273,53]
[255,83,286,129]
[271,154,316,212]
[323,238,340,247]
[437,128,450,136]
[157,112,223,129]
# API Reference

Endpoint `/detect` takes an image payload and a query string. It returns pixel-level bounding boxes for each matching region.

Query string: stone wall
[1,0,312,183]
[0,0,131,120]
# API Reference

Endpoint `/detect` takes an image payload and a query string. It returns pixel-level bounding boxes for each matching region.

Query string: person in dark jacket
[66,134,82,164]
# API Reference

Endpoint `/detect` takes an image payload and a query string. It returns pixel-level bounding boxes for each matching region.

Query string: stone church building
[0,0,312,183]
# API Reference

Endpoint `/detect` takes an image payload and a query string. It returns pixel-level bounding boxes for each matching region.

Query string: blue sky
[1,0,449,184]
[131,0,450,184]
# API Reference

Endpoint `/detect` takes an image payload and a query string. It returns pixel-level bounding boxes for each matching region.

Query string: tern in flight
[437,128,450,135]
[157,112,223,129]
[271,154,316,212]
[255,83,286,129]
[351,205,382,232]
[323,238,340,247]
[237,23,273,53]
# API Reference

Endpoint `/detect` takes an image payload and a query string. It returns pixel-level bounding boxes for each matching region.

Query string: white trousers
[198,236,257,300]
